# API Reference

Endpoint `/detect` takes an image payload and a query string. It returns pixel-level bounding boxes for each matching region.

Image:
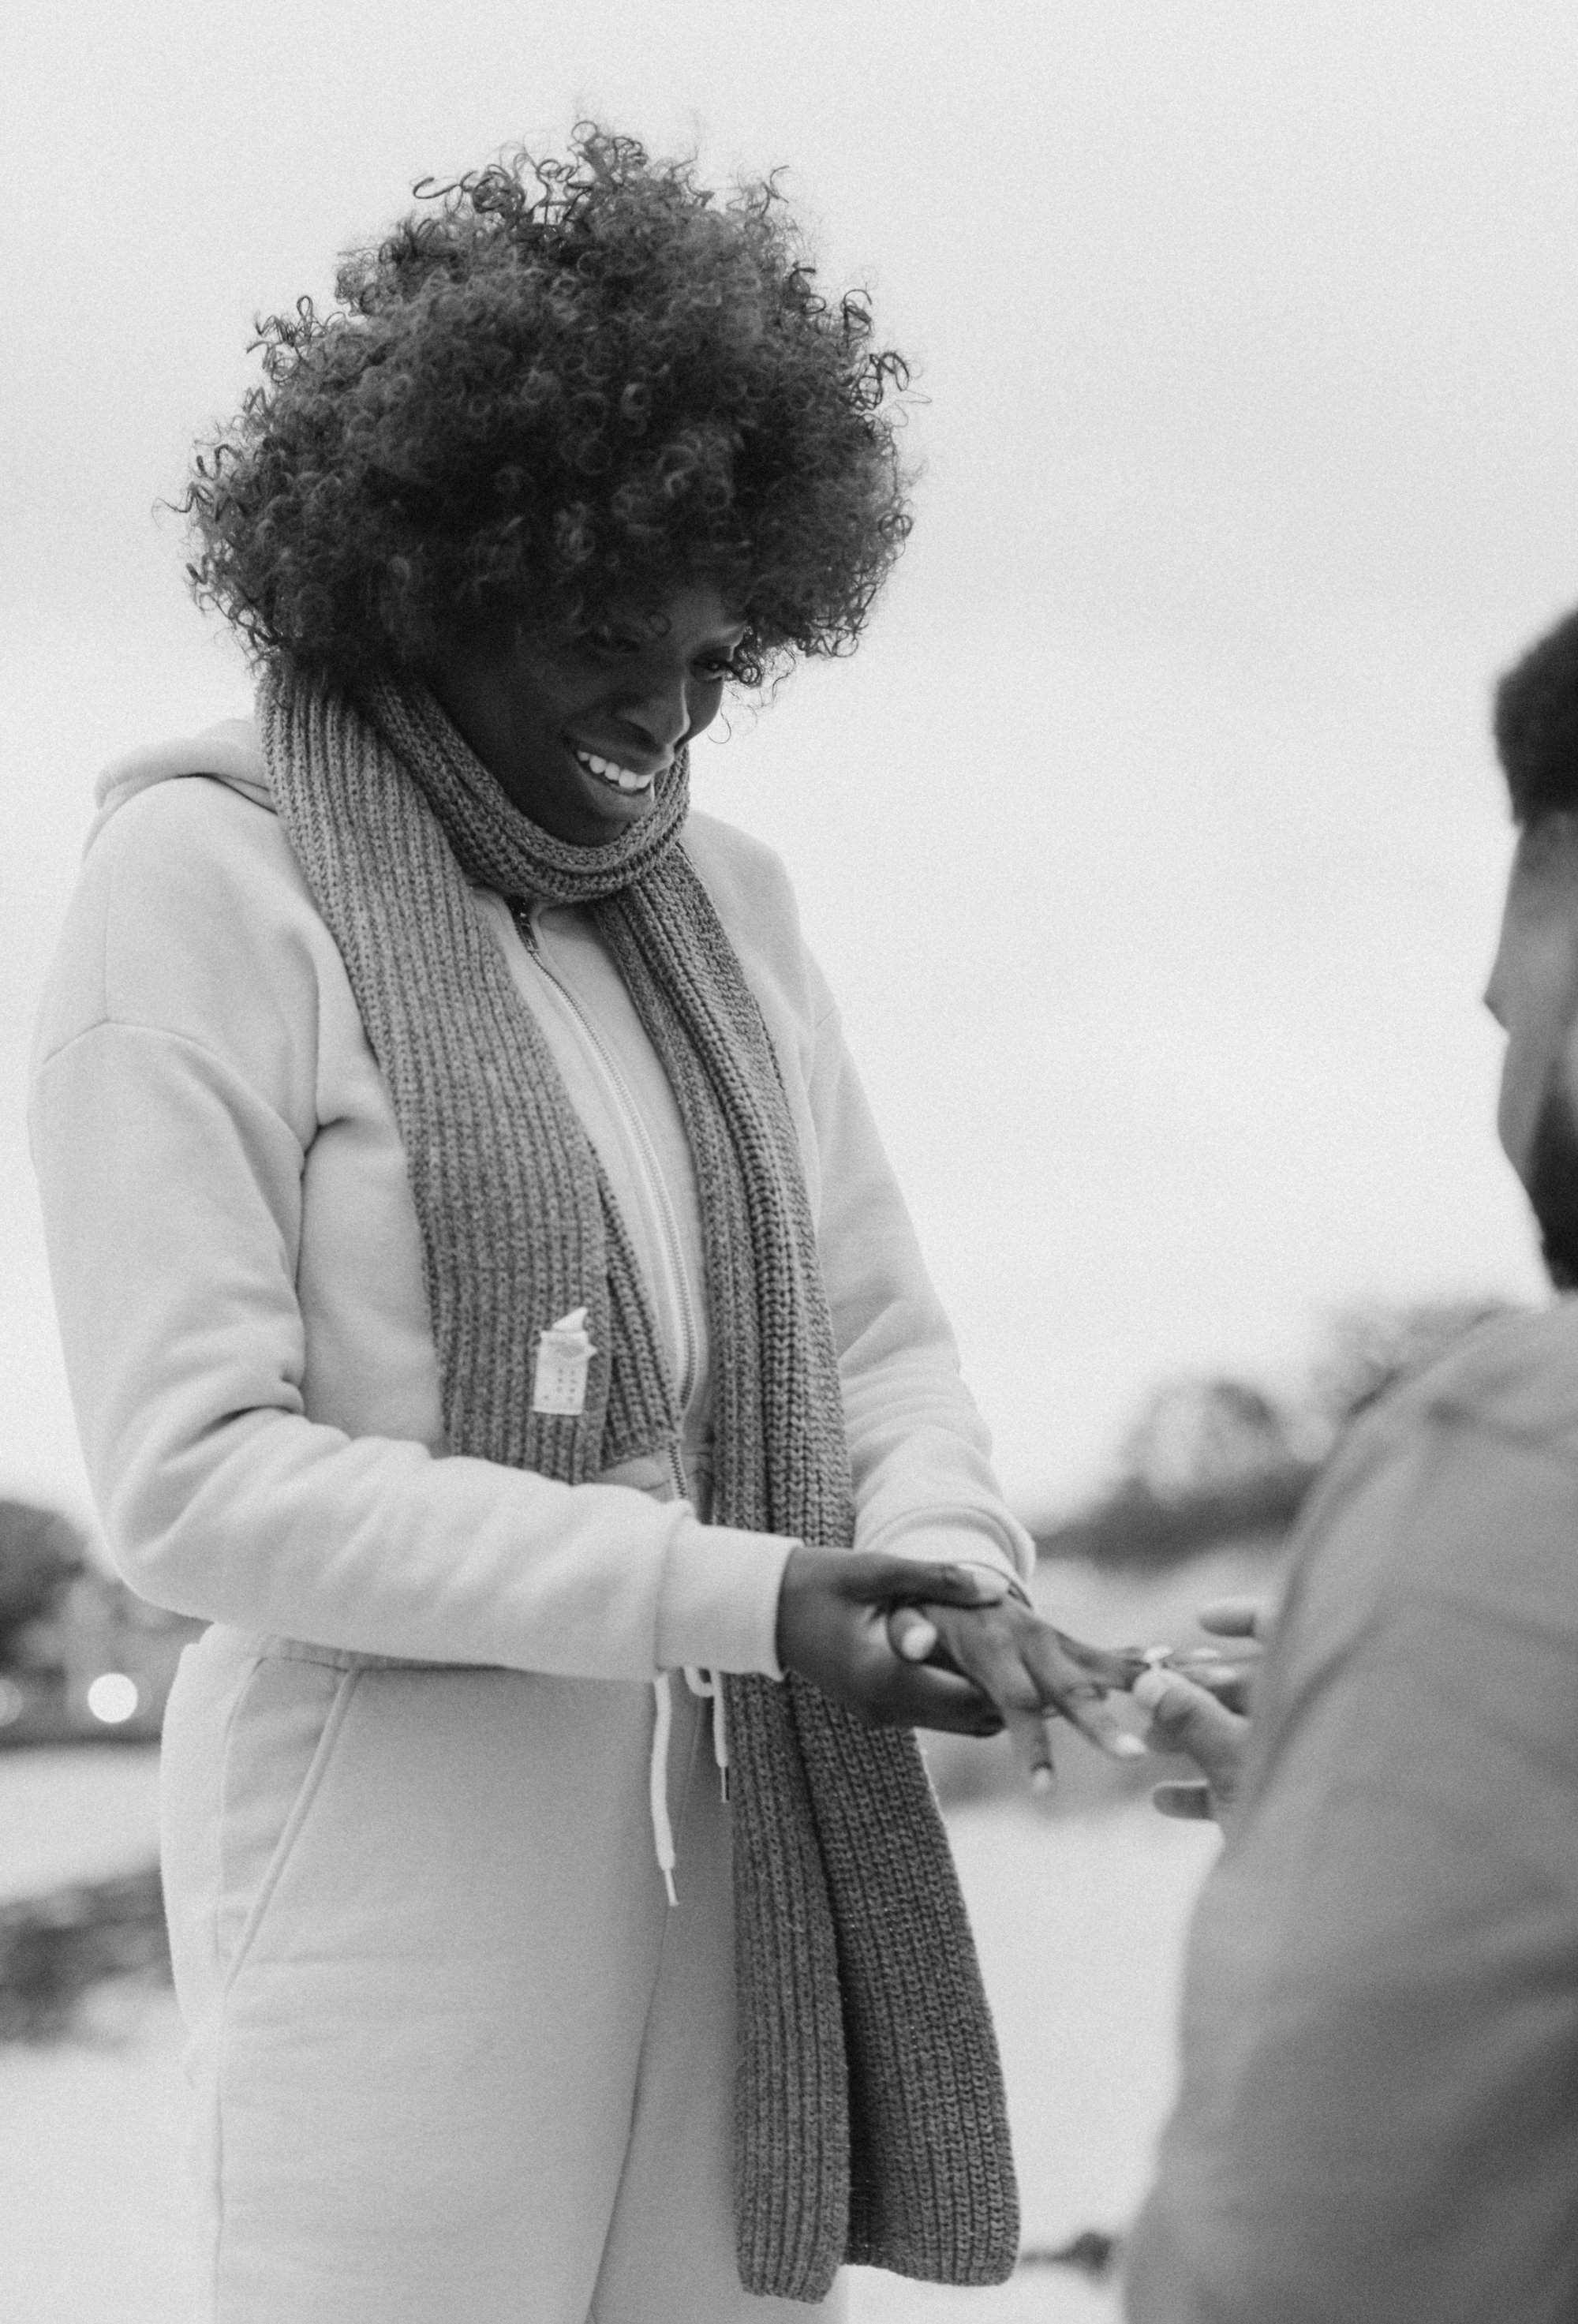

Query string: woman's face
[434,584,748,847]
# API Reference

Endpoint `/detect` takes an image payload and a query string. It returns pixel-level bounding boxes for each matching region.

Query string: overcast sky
[5,2,1578,1524]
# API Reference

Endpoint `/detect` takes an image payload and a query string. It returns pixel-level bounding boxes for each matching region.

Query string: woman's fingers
[985,1660,1064,1791]
[908,1612,1056,1782]
[927,1608,1145,1779]
[1025,1630,1147,1762]
[881,1660,1004,1735]
[887,1606,938,1663]
[1051,1628,1143,1693]
[869,1558,1011,1609]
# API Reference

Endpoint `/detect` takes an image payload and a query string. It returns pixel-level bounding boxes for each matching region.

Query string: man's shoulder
[1376,1301,1578,1465]
[1288,1302,1578,1655]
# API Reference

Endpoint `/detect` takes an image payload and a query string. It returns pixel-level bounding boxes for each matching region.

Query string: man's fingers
[1152,1780,1216,1821]
[1194,1667,1254,1716]
[1165,1652,1255,1714]
[1195,1596,1275,1643]
[1133,1668,1245,1792]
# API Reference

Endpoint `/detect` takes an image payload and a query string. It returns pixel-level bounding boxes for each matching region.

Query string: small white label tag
[533,1307,596,1416]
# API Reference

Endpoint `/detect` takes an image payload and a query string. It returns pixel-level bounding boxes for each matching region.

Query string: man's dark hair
[1494,608,1578,828]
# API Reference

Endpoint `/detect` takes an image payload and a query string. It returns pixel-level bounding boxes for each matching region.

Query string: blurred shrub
[0,1867,170,2041]
[1036,1375,1315,1570]
[0,1502,88,1665]
[1036,1297,1525,1570]
[1035,1471,1314,1570]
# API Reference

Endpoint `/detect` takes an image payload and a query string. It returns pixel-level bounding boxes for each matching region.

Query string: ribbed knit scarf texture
[259,667,1019,2300]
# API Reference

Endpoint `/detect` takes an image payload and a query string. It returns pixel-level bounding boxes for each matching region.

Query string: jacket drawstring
[648,1667,732,1907]
[684,1666,730,1802]
[649,1676,679,1907]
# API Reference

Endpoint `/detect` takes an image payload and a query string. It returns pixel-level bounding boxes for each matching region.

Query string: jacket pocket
[217,1652,361,1991]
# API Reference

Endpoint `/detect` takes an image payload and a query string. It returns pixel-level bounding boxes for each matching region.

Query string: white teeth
[572,747,655,795]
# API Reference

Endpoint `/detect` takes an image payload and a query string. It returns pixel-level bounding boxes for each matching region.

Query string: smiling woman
[28,124,1138,2324]
[434,583,748,844]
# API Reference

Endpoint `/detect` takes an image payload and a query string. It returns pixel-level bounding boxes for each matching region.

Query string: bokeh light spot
[86,1673,140,1725]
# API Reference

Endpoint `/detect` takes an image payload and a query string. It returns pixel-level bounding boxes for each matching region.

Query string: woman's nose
[616,674,695,755]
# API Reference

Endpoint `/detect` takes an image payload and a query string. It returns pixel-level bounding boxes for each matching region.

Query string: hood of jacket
[86,717,269,855]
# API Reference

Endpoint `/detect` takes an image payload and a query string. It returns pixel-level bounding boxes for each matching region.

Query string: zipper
[510,899,697,1499]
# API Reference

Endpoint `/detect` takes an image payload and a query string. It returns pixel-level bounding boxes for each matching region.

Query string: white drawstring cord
[649,1676,678,1907]
[649,1668,734,1907]
[683,1667,730,1802]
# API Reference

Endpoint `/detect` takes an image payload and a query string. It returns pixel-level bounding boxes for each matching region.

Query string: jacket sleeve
[28,788,791,1682]
[805,979,1034,1587]
[1124,1417,1578,2324]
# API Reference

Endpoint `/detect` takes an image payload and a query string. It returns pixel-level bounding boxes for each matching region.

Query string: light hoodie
[28,720,1033,1691]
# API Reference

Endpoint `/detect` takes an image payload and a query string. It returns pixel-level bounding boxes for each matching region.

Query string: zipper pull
[510,899,539,955]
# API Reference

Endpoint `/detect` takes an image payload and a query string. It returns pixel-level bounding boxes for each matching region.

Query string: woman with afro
[31,129,1137,2322]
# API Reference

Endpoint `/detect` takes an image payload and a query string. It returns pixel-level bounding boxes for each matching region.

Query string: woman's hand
[775,1546,1015,1733]
[886,1593,1145,1788]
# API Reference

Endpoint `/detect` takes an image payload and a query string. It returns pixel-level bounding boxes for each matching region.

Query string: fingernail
[1030,1765,1055,1796]
[1109,1732,1147,1760]
[1132,1669,1172,1712]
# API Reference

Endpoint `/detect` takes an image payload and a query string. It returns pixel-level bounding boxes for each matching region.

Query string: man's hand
[1135,1669,1250,1821]
[884,1593,1144,1788]
[1134,1596,1275,1822]
[774,1545,1011,1734]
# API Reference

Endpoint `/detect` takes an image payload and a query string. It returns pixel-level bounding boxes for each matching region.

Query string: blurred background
[4,2,1576,2316]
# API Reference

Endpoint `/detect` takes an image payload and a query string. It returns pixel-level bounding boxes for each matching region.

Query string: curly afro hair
[1496,606,1578,829]
[182,128,915,691]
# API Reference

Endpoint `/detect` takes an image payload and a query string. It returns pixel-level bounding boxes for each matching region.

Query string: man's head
[1487,609,1578,1287]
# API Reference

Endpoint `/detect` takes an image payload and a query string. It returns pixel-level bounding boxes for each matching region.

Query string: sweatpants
[160,1625,848,2322]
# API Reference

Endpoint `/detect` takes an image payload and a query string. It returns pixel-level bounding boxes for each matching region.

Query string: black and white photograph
[5,5,1578,2319]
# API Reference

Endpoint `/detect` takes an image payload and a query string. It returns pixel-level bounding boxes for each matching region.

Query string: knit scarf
[259,668,1019,2300]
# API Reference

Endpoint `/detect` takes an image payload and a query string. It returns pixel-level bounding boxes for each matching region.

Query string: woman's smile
[565,741,664,795]
[435,583,746,845]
